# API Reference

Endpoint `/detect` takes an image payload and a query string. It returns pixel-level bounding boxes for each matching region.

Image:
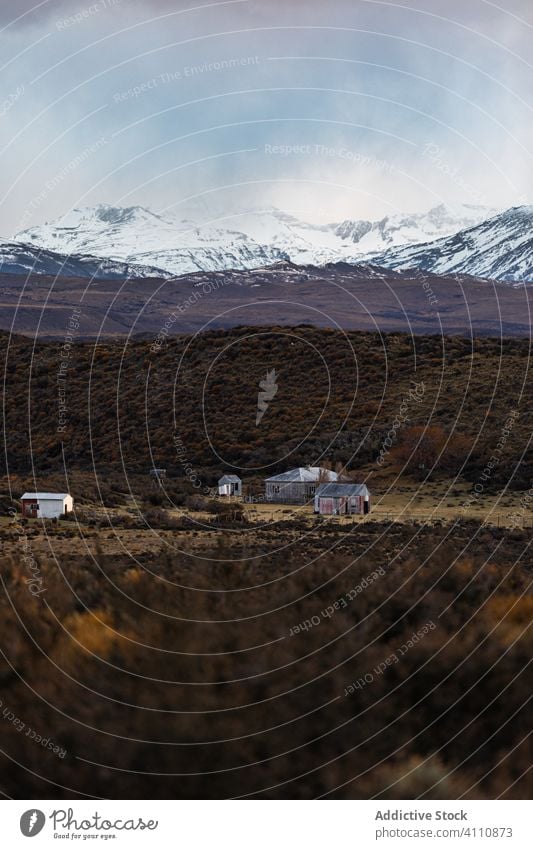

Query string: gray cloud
[0,0,253,28]
[0,0,530,233]
[0,0,65,27]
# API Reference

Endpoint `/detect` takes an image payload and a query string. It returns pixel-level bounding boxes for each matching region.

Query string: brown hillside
[1,327,531,494]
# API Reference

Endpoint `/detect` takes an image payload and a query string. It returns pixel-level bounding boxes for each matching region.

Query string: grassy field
[1,471,530,558]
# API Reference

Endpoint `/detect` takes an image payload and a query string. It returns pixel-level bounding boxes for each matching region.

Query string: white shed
[21,492,73,519]
[218,475,242,497]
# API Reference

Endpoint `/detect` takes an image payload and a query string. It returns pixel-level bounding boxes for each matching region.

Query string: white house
[265,467,341,503]
[218,475,242,497]
[21,492,73,519]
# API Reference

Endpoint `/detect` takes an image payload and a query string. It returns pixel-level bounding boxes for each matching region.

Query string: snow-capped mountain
[333,203,495,253]
[16,205,292,276]
[0,241,171,280]
[372,206,533,284]
[12,202,495,279]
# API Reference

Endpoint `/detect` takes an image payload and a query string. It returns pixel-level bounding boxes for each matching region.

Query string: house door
[22,500,38,518]
[320,498,334,515]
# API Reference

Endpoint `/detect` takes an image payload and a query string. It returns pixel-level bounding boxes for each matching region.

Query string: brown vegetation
[0,327,531,497]
[0,520,531,799]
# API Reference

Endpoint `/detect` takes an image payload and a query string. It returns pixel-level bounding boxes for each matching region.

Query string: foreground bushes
[0,523,531,799]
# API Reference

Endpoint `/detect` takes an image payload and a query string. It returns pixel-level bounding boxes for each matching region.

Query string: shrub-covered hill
[1,326,531,490]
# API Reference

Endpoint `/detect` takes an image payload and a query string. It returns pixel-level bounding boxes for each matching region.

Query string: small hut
[150,468,167,489]
[218,475,242,497]
[21,492,73,519]
[314,483,371,515]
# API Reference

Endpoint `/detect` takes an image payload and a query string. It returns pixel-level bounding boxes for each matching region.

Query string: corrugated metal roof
[218,475,241,484]
[21,492,70,500]
[265,467,340,483]
[316,483,369,497]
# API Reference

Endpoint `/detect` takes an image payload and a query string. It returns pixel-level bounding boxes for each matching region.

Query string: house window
[272,485,280,494]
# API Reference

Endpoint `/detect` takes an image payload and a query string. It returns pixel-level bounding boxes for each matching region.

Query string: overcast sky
[0,0,532,234]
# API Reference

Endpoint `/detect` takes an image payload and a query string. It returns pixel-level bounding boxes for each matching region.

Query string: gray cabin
[149,468,167,489]
[265,467,340,504]
[314,482,371,515]
[218,475,242,497]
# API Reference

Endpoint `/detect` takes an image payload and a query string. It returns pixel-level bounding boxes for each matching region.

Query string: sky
[0,0,532,234]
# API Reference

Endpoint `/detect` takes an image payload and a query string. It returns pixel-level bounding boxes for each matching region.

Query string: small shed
[314,483,370,515]
[149,468,167,488]
[21,492,73,519]
[265,467,340,504]
[218,475,242,497]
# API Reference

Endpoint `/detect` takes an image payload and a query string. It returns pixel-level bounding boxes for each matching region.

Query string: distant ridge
[8,201,516,281]
[371,206,533,284]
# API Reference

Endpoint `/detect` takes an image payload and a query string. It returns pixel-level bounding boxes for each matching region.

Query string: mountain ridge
[0,261,529,340]
[0,240,172,280]
[371,206,533,284]
[10,201,507,280]
[2,202,531,284]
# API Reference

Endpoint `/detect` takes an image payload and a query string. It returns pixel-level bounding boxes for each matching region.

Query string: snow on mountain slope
[333,203,496,253]
[17,205,294,276]
[14,202,496,278]
[0,241,172,280]
[371,206,533,284]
